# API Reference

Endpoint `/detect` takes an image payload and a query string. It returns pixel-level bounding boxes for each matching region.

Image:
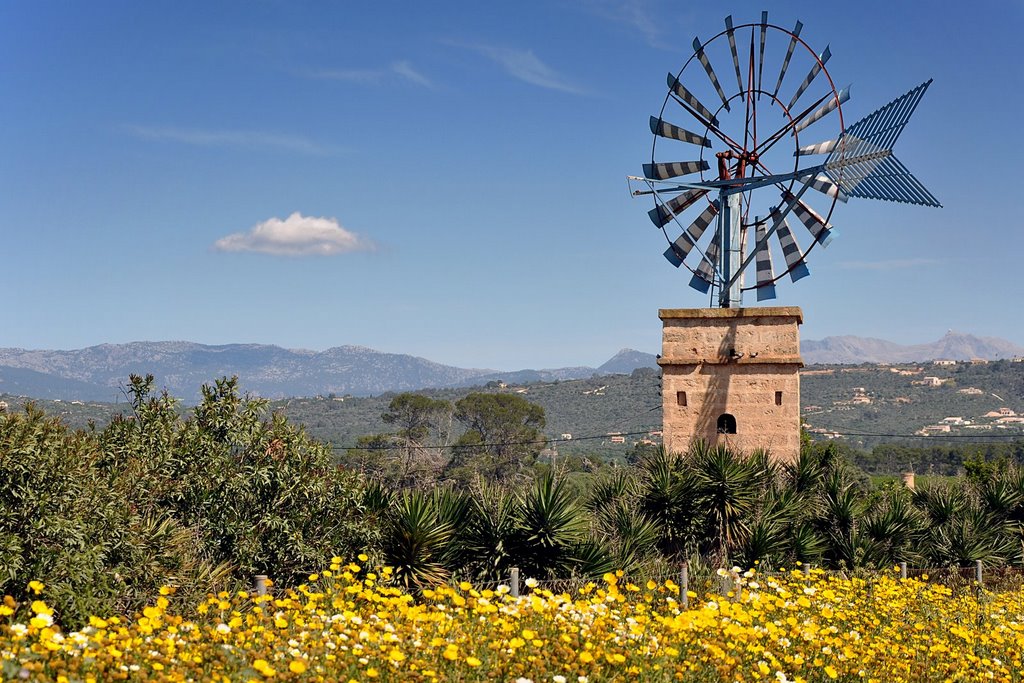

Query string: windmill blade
[783,190,837,247]
[793,86,849,133]
[772,20,803,99]
[693,36,731,111]
[757,11,767,99]
[753,220,777,301]
[643,160,709,180]
[796,139,838,156]
[725,15,744,93]
[663,201,719,267]
[648,189,708,228]
[787,45,831,111]
[809,174,848,203]
[771,209,811,281]
[667,74,719,126]
[650,116,712,147]
[690,231,721,293]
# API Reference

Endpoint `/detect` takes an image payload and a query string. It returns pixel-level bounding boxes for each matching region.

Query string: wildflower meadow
[3,560,1024,682]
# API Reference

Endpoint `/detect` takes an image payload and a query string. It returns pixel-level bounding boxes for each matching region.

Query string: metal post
[900,562,907,580]
[718,190,743,308]
[255,575,268,596]
[510,568,520,598]
[680,562,689,609]
[975,560,983,588]
[803,564,811,577]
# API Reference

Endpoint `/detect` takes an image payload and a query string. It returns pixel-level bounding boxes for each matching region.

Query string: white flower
[578,677,589,683]
[524,578,539,588]
[515,678,534,683]
[215,623,230,634]
[553,676,567,683]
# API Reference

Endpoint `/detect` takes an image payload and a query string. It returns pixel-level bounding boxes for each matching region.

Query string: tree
[447,393,546,485]
[381,393,452,486]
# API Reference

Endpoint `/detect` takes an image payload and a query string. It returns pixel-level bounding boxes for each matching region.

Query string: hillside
[0,342,660,401]
[5,360,1022,462]
[801,331,1024,365]
[1,332,1021,403]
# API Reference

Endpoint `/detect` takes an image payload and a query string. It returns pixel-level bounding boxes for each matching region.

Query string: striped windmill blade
[757,12,768,98]
[650,117,712,147]
[796,139,839,156]
[648,189,708,228]
[667,74,719,126]
[689,231,721,293]
[783,190,837,247]
[753,221,777,301]
[787,45,831,111]
[772,20,803,99]
[725,15,744,93]
[693,37,731,111]
[793,86,849,134]
[664,201,719,267]
[643,160,710,180]
[809,174,848,202]
[771,208,811,281]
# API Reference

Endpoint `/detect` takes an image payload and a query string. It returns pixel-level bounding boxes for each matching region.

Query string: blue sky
[2,0,1021,370]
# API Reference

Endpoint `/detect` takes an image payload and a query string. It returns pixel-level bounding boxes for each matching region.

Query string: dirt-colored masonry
[659,307,803,462]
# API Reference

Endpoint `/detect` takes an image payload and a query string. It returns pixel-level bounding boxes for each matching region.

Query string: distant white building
[932,359,957,366]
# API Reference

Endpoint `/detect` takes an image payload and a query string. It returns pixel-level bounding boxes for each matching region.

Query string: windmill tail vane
[821,79,941,208]
[632,11,941,308]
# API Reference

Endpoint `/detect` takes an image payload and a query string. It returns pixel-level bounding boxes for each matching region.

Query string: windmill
[631,13,940,460]
[629,12,939,308]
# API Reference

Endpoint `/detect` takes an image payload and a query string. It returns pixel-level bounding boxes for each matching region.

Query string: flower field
[3,560,1024,682]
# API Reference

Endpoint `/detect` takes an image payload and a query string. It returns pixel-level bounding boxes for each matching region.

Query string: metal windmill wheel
[630,12,940,308]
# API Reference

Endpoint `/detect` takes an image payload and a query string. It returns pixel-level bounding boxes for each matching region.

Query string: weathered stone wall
[659,307,803,462]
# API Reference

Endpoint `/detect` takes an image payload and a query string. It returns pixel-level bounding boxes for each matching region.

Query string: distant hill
[0,342,654,402]
[801,332,1024,365]
[1,330,1021,402]
[598,349,659,374]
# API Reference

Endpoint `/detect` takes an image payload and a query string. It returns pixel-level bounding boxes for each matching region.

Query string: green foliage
[0,375,380,628]
[447,393,546,485]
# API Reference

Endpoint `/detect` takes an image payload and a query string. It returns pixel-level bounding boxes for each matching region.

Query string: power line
[330,428,660,452]
[811,429,1024,442]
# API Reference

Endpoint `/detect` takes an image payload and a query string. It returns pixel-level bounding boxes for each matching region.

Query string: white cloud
[305,61,434,87]
[836,258,942,271]
[468,45,586,94]
[578,0,674,50]
[214,212,376,257]
[390,60,433,88]
[124,125,331,155]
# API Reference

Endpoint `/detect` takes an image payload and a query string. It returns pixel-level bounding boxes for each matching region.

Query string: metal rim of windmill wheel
[630,11,941,309]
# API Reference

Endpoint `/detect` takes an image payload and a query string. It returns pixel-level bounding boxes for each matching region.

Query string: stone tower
[658,307,803,462]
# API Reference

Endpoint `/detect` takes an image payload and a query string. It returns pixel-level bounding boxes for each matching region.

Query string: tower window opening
[677,391,687,407]
[717,413,737,434]
[775,391,783,406]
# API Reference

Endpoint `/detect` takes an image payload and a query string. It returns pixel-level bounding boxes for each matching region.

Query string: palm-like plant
[516,472,589,578]
[692,443,765,564]
[635,447,706,561]
[382,491,453,590]
[458,485,520,582]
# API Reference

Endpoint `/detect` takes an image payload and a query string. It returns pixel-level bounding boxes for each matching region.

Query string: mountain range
[0,332,1021,402]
